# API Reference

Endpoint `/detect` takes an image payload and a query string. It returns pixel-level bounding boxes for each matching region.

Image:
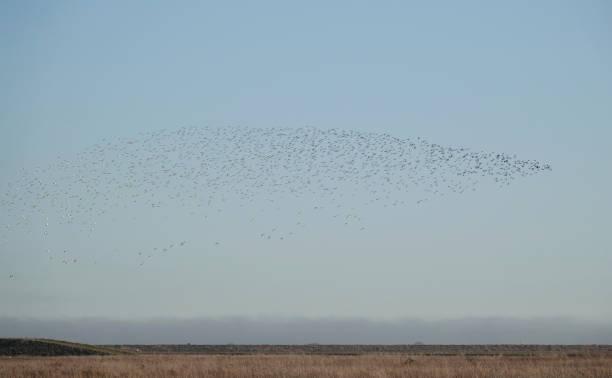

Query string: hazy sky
[1,0,611,337]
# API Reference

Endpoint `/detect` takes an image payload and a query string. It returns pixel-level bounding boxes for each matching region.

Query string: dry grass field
[1,353,611,378]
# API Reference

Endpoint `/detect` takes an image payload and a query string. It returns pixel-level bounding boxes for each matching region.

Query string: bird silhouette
[0,125,551,273]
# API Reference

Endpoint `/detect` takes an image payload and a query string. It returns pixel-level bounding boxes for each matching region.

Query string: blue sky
[1,1,611,328]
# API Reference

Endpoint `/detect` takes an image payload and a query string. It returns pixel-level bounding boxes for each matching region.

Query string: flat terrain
[108,343,612,355]
[1,353,611,377]
[2,341,611,377]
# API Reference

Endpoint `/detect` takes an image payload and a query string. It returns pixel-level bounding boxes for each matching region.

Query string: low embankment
[0,339,122,356]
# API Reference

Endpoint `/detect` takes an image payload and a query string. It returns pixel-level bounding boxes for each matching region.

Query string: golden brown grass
[1,353,610,377]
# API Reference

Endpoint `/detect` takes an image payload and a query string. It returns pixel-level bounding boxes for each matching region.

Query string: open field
[1,353,611,377]
[108,343,612,355]
[2,340,611,377]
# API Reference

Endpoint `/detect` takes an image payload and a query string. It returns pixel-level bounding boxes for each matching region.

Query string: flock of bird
[1,126,551,277]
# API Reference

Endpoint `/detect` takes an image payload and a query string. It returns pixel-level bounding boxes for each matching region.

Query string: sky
[1,1,611,343]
